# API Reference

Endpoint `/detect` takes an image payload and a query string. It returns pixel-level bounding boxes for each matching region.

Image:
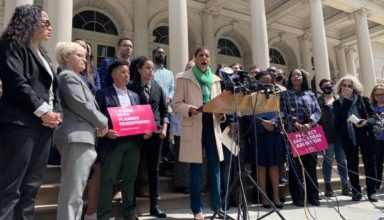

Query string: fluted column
[345,46,357,76]
[169,0,189,75]
[335,45,348,78]
[202,8,217,70]
[44,0,73,68]
[133,0,148,57]
[309,0,331,89]
[298,34,314,78]
[354,8,377,94]
[3,0,33,29]
[250,0,269,69]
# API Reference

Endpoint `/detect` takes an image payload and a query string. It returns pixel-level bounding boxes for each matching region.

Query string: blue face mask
[322,85,333,94]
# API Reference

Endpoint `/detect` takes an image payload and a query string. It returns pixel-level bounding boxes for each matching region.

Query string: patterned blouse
[279,89,322,132]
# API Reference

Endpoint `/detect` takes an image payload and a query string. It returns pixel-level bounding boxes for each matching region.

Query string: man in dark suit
[99,38,134,88]
[96,60,141,220]
[0,5,62,220]
[128,56,169,218]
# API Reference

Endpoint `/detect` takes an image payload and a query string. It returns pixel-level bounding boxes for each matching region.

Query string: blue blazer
[95,85,141,151]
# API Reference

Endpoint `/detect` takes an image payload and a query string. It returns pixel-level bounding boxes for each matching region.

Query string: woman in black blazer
[128,56,169,218]
[334,75,378,202]
[0,5,62,220]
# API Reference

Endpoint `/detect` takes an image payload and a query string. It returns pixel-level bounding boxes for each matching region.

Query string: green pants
[97,140,140,220]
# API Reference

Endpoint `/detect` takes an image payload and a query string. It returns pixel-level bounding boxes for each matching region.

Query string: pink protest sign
[287,125,328,157]
[107,105,157,137]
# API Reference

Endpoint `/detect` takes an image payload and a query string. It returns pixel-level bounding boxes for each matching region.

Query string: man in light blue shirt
[153,47,175,113]
[153,47,175,174]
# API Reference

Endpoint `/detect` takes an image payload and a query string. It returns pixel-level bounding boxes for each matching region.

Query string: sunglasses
[341,84,353,89]
[41,20,51,28]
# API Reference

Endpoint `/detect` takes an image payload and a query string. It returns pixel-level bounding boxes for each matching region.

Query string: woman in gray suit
[54,42,108,220]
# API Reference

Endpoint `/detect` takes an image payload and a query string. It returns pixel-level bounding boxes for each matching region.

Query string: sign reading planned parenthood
[107,105,156,137]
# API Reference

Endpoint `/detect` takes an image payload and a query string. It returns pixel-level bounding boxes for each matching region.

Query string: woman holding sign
[334,75,378,202]
[95,59,141,220]
[279,68,321,207]
[174,47,225,220]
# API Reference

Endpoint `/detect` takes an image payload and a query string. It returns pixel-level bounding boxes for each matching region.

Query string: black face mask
[322,85,333,94]
[154,56,165,64]
[276,75,283,82]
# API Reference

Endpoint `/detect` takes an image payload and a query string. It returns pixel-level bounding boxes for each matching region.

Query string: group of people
[1,4,384,220]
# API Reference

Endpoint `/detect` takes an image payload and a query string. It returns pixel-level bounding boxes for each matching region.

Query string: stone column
[354,8,377,94]
[335,45,348,78]
[345,46,357,76]
[133,0,148,57]
[3,0,33,29]
[250,0,269,69]
[169,0,189,75]
[308,0,331,89]
[44,0,73,68]
[298,34,314,78]
[202,8,217,70]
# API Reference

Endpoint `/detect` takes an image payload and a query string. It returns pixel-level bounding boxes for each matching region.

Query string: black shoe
[293,200,304,207]
[150,206,167,218]
[352,193,362,201]
[368,194,379,202]
[262,204,271,209]
[308,199,320,206]
[274,203,283,209]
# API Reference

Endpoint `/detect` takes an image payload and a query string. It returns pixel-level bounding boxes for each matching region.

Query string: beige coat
[173,69,224,163]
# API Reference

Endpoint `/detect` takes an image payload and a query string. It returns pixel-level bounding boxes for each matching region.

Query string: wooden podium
[203,90,280,115]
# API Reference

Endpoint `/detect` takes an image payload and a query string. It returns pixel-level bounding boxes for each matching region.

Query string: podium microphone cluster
[219,67,276,96]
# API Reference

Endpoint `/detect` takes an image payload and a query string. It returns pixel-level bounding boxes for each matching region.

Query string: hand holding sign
[288,125,328,157]
[106,129,119,139]
[107,105,156,137]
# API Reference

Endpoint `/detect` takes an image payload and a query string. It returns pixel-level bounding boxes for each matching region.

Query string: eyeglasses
[375,93,384,97]
[41,20,51,28]
[341,84,353,88]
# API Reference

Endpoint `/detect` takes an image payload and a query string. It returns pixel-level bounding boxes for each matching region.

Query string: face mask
[276,75,283,82]
[322,85,333,94]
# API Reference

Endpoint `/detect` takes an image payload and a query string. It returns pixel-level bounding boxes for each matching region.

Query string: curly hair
[0,4,44,51]
[335,75,364,96]
[129,56,148,81]
[370,83,384,105]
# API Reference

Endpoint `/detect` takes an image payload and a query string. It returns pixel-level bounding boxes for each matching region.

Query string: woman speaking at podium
[279,68,321,207]
[174,47,225,220]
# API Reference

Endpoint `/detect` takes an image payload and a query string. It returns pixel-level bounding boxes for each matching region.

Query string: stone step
[36,176,174,206]
[43,165,61,184]
[35,175,368,220]
[317,154,362,166]
[35,192,208,220]
[247,176,367,203]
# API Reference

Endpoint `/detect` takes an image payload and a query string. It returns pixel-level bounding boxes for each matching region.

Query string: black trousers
[139,135,163,206]
[288,153,319,202]
[341,131,377,196]
[0,124,52,220]
[375,140,384,188]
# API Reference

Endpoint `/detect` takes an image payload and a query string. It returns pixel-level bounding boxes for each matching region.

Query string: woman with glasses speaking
[333,75,378,202]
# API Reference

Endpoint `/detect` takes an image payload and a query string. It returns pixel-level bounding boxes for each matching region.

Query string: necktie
[143,84,150,103]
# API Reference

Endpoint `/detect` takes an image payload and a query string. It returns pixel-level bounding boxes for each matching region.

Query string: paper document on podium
[221,126,240,156]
